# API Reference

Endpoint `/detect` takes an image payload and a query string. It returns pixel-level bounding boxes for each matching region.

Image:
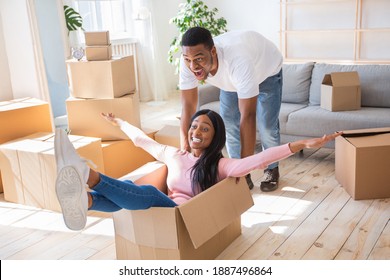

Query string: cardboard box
[0,97,53,144]
[154,125,180,148]
[66,95,141,141]
[101,137,155,179]
[113,161,254,260]
[335,127,390,200]
[321,71,361,111]
[0,132,104,211]
[85,45,112,61]
[84,31,110,46]
[66,56,136,99]
[0,97,53,193]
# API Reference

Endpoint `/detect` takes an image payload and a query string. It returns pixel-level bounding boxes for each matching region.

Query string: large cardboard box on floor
[66,56,136,99]
[335,127,390,200]
[321,71,361,111]
[66,94,140,141]
[0,97,53,193]
[154,124,180,148]
[0,132,104,211]
[113,161,254,260]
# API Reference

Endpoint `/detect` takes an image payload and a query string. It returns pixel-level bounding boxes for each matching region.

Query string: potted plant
[63,5,85,59]
[168,0,227,74]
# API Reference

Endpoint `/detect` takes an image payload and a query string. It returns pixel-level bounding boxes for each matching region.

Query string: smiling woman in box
[54,109,341,231]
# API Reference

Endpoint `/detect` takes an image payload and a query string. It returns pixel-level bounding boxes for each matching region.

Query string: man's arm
[238,96,258,158]
[180,88,198,151]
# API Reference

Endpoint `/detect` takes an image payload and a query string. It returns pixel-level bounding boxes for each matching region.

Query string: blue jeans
[88,173,177,212]
[219,69,282,170]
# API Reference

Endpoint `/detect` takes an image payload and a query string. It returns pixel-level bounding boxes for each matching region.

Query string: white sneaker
[54,128,89,230]
[55,166,88,230]
[54,128,90,183]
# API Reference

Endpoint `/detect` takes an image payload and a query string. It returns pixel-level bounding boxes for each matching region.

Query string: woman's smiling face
[188,114,215,157]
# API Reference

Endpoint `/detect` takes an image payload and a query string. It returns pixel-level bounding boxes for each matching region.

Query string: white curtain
[131,0,169,101]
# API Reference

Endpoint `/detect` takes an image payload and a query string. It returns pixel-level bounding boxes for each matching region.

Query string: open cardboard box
[113,161,254,260]
[321,71,361,111]
[335,127,390,200]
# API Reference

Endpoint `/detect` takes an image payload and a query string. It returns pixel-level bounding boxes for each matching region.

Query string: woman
[55,109,341,230]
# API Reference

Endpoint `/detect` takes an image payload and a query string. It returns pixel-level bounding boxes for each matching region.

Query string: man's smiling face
[182,44,217,81]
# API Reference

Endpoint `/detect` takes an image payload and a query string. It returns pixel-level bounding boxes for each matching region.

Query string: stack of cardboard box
[84,31,112,61]
[0,98,106,211]
[65,31,152,179]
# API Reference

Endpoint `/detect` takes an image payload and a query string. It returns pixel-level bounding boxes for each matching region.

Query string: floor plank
[335,198,390,260]
[368,219,390,260]
[302,198,374,259]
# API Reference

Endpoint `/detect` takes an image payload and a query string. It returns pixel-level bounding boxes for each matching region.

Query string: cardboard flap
[342,127,390,148]
[178,177,254,249]
[329,71,360,86]
[322,74,332,86]
[342,127,390,137]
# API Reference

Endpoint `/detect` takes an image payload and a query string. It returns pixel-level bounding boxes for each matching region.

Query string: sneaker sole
[55,166,87,230]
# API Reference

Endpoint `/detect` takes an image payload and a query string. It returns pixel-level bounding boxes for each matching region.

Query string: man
[179,27,283,192]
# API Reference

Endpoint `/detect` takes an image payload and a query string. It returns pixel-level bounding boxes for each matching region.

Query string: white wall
[0,0,43,100]
[207,0,280,46]
[159,0,281,91]
[0,11,13,101]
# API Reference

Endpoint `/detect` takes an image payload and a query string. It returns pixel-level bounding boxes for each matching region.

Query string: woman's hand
[289,131,343,153]
[101,112,121,126]
[304,131,343,149]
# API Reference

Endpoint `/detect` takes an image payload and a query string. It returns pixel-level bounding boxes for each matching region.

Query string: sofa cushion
[309,63,390,107]
[282,62,314,104]
[285,105,390,137]
[279,103,308,134]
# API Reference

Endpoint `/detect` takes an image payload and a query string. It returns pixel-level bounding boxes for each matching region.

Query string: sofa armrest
[197,84,220,110]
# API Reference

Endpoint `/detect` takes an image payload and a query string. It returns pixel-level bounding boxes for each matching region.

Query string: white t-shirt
[179,30,283,99]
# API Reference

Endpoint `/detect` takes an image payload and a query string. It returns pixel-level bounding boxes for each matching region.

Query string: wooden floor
[0,92,389,260]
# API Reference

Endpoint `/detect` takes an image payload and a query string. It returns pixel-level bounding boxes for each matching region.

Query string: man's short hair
[181,27,214,50]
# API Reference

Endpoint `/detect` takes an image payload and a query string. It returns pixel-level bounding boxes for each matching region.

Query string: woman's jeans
[220,69,283,170]
[89,173,177,212]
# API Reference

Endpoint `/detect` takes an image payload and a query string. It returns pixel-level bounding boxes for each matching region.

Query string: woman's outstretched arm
[219,131,343,178]
[288,132,343,153]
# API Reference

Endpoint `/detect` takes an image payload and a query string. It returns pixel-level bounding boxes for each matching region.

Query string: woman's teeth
[192,137,201,143]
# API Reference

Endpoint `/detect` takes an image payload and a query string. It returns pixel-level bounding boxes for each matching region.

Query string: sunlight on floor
[281,186,306,192]
[241,193,313,232]
[0,202,114,237]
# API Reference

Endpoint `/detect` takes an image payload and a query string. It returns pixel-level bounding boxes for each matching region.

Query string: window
[72,0,135,42]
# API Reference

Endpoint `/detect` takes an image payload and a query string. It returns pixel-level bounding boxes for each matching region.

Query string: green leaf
[64,5,84,33]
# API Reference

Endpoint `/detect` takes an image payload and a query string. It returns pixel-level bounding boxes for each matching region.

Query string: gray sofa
[197,62,390,148]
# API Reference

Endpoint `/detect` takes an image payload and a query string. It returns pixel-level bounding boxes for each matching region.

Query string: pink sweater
[120,121,293,205]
